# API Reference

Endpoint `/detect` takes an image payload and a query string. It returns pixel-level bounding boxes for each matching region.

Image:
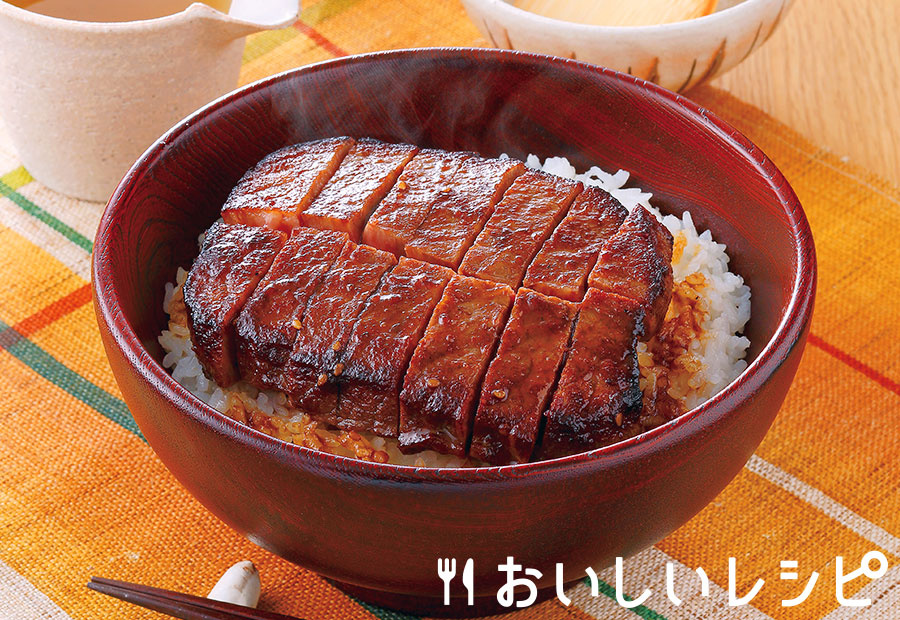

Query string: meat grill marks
[363,149,472,255]
[284,243,398,417]
[399,276,514,457]
[523,186,627,302]
[588,205,674,338]
[539,288,645,460]
[233,228,348,391]
[404,155,525,269]
[299,139,419,242]
[470,288,576,465]
[183,222,286,388]
[221,137,353,232]
[459,170,582,289]
[332,258,454,437]
[187,140,684,461]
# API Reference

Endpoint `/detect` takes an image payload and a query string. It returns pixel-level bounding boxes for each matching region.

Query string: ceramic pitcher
[0,0,299,202]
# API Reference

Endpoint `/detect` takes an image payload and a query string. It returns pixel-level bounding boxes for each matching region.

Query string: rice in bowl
[158,155,751,467]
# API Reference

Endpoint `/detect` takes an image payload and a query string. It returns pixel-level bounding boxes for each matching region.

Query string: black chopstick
[88,576,303,620]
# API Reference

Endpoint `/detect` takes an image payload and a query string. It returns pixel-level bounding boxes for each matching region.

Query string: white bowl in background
[459,0,795,92]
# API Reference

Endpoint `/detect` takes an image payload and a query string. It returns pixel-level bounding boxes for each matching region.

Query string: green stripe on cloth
[0,178,93,253]
[355,600,419,620]
[355,581,673,619]
[0,320,142,439]
[593,578,668,620]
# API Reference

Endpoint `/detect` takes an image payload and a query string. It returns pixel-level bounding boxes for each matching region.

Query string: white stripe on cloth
[0,201,91,281]
[0,559,75,620]
[565,452,900,619]
[746,455,900,556]
[18,182,105,245]
[821,564,900,619]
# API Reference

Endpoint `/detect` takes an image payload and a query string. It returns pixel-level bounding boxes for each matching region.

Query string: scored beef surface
[363,149,472,255]
[399,275,514,456]
[183,138,677,463]
[284,242,397,417]
[539,288,645,460]
[233,228,348,391]
[470,288,576,465]
[334,258,454,437]
[459,170,581,289]
[222,138,353,232]
[300,139,418,241]
[184,222,286,387]
[588,205,674,337]
[523,186,627,301]
[404,155,525,269]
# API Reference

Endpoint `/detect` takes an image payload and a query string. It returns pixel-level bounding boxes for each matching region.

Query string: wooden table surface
[714,0,900,186]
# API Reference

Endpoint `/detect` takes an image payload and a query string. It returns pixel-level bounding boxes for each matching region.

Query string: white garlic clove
[207,560,261,608]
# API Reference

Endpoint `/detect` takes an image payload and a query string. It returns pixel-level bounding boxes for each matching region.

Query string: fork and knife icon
[437,558,474,605]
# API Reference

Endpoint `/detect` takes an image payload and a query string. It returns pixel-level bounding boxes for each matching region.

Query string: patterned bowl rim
[462,0,792,34]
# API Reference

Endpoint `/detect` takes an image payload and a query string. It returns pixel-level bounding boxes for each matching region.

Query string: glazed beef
[233,228,348,390]
[182,139,678,462]
[524,186,627,301]
[399,275,514,456]
[363,149,471,255]
[588,205,674,338]
[470,288,576,465]
[183,222,286,387]
[459,170,581,289]
[284,243,397,417]
[539,288,645,460]
[404,155,525,268]
[221,137,353,232]
[333,258,453,437]
[299,139,418,241]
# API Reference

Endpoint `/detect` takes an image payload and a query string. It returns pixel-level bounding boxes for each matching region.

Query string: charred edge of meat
[537,291,646,460]
[591,205,674,338]
[183,223,287,387]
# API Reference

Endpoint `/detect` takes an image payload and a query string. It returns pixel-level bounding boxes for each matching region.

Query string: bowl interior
[101,48,807,454]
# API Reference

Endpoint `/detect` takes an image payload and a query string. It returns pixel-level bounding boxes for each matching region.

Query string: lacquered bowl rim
[93,46,816,482]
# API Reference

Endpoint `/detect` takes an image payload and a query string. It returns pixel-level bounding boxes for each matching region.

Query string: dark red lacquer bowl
[93,48,815,613]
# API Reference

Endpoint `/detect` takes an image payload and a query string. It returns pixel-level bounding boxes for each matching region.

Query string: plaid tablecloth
[2,1,899,619]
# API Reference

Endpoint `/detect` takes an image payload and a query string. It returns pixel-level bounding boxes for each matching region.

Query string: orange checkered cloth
[2,1,899,619]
